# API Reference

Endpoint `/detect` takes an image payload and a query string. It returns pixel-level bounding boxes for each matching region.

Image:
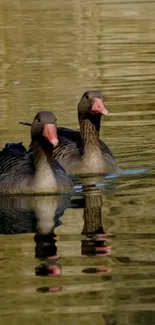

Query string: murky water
[0,0,155,324]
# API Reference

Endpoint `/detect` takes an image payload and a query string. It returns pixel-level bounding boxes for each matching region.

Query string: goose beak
[43,124,59,147]
[92,98,109,115]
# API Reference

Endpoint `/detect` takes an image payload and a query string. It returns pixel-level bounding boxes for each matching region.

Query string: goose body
[53,91,120,175]
[0,112,73,195]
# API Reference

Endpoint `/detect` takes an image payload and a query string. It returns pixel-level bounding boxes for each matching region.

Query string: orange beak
[92,98,109,115]
[43,124,59,147]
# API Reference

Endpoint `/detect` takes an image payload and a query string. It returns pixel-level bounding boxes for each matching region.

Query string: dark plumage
[0,111,73,195]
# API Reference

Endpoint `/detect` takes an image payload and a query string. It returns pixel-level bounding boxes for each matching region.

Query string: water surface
[0,0,155,324]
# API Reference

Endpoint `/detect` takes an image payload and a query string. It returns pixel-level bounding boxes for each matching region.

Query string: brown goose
[0,111,73,195]
[20,91,120,175]
[54,90,120,175]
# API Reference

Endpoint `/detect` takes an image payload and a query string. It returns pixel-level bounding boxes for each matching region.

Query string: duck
[0,111,73,195]
[20,91,120,175]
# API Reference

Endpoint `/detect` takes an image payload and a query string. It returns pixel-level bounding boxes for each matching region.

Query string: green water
[0,0,155,324]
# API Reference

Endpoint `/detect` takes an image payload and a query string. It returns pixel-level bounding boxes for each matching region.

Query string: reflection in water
[0,195,70,235]
[1,0,155,322]
[34,197,64,291]
[0,195,70,292]
[0,193,112,290]
[35,232,62,293]
[81,194,111,274]
[0,183,155,324]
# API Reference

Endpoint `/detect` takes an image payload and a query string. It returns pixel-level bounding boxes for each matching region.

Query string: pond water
[0,0,155,324]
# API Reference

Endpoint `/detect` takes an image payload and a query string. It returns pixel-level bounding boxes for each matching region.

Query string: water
[0,0,155,324]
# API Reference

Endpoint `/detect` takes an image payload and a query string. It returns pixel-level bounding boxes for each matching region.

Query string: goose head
[77,90,109,116]
[31,111,59,147]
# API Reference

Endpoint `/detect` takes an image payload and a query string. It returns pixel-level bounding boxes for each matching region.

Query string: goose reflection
[0,194,70,292]
[0,191,111,291]
[32,196,69,283]
[0,195,70,235]
[80,193,111,274]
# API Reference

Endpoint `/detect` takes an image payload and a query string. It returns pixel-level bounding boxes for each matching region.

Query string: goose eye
[85,95,89,100]
[37,118,41,123]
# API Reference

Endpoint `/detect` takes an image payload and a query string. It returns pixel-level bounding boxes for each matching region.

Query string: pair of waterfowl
[0,90,120,195]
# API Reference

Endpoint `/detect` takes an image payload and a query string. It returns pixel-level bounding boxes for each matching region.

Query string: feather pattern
[0,112,73,194]
[53,90,120,175]
[53,120,120,175]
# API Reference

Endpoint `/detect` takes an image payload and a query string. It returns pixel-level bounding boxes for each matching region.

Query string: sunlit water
[0,0,155,324]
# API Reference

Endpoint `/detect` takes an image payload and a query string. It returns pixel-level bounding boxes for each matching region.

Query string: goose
[0,111,73,194]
